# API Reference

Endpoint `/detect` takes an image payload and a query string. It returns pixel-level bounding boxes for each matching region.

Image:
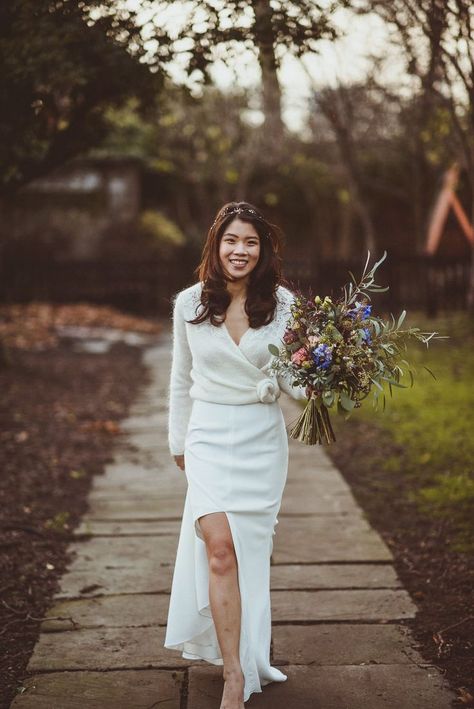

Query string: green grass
[354,311,474,551]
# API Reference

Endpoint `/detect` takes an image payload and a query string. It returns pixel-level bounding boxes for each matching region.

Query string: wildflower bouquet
[268,252,446,445]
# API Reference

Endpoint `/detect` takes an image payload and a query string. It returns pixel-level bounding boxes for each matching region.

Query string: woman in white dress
[164,202,307,708]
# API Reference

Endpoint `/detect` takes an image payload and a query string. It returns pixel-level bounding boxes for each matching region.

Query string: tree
[360,0,474,305]
[152,0,348,148]
[100,85,269,240]
[0,0,161,196]
[312,83,378,252]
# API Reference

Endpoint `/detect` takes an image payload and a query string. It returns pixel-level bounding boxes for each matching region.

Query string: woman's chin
[224,266,252,281]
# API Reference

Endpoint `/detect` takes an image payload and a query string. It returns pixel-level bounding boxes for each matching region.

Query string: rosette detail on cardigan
[256,377,281,404]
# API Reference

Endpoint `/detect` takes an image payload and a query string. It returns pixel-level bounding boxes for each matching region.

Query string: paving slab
[57,563,173,598]
[280,486,362,515]
[272,624,422,665]
[188,664,455,709]
[56,536,176,599]
[74,518,181,537]
[41,593,170,631]
[120,412,168,431]
[126,430,173,450]
[11,670,183,708]
[271,589,416,622]
[27,626,190,672]
[285,465,354,495]
[87,479,182,497]
[270,563,401,589]
[65,535,178,567]
[87,491,183,507]
[87,495,185,519]
[90,471,182,492]
[273,515,393,563]
[92,461,163,483]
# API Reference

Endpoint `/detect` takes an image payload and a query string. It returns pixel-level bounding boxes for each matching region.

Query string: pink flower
[291,347,310,366]
[307,335,320,347]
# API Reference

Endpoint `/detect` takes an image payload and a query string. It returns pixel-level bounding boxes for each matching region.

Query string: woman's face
[218,218,261,281]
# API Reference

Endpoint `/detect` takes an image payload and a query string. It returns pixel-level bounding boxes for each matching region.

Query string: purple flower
[361,327,372,344]
[311,343,333,370]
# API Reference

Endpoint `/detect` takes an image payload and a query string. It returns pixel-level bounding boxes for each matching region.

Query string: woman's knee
[208,538,237,576]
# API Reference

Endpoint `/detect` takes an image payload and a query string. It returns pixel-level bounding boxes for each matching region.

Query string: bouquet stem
[288,398,336,445]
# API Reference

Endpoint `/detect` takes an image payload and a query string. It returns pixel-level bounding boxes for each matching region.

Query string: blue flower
[311,343,333,370]
[361,327,372,344]
[348,301,372,320]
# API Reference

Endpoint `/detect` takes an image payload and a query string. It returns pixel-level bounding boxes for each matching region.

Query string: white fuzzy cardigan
[167,281,306,456]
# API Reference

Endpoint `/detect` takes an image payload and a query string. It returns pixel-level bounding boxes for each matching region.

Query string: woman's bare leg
[198,512,245,709]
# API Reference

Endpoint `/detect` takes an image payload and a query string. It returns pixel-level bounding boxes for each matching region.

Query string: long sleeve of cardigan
[168,292,194,456]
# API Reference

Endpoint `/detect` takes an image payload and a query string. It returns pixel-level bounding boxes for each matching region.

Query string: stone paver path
[11,334,456,708]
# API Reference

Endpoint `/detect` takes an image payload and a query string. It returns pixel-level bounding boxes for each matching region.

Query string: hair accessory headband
[211,205,268,232]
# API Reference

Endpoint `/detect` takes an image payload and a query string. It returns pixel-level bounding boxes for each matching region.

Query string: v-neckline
[222,321,251,349]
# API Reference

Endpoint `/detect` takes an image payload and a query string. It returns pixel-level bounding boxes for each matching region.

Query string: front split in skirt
[164,398,289,702]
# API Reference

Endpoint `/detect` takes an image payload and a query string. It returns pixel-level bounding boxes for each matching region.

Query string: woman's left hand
[174,454,185,472]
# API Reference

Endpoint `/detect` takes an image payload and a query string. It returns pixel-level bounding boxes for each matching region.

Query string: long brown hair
[188,201,284,328]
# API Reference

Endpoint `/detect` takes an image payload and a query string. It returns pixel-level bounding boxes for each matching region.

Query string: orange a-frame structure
[425,163,474,254]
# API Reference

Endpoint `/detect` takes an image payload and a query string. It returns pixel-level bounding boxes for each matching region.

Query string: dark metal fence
[0,252,470,317]
[0,252,198,317]
[283,255,470,317]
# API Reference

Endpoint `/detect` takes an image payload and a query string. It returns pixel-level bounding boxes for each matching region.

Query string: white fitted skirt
[164,398,289,702]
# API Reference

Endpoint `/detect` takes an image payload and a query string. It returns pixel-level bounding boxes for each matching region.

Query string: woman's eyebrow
[223,232,259,239]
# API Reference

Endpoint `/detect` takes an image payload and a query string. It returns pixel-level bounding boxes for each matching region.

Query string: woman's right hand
[174,454,185,472]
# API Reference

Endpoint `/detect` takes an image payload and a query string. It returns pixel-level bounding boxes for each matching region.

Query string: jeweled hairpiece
[211,205,268,233]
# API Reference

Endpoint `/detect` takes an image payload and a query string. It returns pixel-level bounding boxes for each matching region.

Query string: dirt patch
[328,419,474,704]
[0,336,155,708]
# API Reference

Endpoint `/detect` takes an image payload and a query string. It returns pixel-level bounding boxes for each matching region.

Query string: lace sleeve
[167,291,194,456]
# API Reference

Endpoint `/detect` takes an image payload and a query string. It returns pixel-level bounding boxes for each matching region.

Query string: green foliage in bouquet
[268,251,447,445]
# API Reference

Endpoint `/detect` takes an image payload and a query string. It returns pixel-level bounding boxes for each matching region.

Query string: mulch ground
[0,327,156,708]
[327,419,474,706]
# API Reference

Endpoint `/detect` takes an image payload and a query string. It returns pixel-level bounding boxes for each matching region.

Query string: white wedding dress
[164,282,306,702]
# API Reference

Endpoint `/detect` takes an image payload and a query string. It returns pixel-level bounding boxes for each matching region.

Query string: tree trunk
[468,246,474,311]
[467,184,474,311]
[319,89,377,253]
[0,339,12,368]
[253,0,285,148]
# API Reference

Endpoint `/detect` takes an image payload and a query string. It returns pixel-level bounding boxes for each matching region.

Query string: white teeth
[230,259,247,264]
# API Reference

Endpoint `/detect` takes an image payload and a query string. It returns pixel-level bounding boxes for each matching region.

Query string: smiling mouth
[229,259,248,266]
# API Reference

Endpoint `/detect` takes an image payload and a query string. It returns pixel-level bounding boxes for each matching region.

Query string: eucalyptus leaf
[397,309,407,328]
[339,391,355,411]
[322,390,335,407]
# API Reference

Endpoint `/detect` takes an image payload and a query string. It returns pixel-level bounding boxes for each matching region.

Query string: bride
[164,201,306,708]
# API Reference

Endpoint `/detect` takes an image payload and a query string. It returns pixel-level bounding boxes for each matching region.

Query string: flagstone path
[11,332,456,708]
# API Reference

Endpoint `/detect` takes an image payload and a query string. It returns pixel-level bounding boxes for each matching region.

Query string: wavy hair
[188,201,284,328]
